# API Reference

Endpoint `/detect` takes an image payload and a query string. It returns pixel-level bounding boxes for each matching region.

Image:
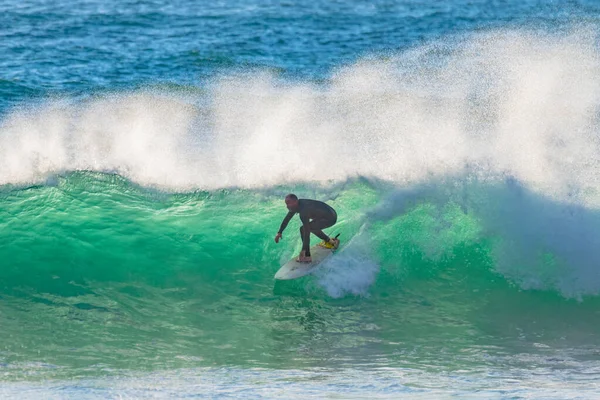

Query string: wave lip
[0,30,599,205]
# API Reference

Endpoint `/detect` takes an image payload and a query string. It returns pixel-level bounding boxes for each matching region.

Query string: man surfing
[274,194,340,263]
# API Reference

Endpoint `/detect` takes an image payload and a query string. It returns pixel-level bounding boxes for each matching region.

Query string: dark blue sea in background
[2,0,599,100]
[3,1,600,398]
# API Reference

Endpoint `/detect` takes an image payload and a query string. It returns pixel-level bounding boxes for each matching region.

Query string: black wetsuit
[278,199,337,257]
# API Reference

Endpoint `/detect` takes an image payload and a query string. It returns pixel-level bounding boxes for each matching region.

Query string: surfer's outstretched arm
[278,211,294,233]
[275,211,295,243]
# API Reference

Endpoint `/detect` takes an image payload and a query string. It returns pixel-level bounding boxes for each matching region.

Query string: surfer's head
[285,193,299,211]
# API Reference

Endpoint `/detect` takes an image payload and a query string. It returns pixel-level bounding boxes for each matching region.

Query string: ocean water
[3,0,600,398]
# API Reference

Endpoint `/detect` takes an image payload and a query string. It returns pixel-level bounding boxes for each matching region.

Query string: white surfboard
[274,236,340,280]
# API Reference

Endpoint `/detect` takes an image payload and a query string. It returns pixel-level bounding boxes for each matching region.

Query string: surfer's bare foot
[330,238,340,249]
[297,251,312,263]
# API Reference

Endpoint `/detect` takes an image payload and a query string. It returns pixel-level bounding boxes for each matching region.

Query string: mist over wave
[1,30,599,202]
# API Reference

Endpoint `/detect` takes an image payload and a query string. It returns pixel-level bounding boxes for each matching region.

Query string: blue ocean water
[1,0,598,98]
[3,0,600,398]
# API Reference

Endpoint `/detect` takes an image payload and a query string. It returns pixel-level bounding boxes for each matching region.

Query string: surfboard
[274,235,340,280]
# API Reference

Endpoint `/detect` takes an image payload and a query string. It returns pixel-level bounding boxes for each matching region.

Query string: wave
[2,173,600,373]
[1,172,599,300]
[3,29,600,371]
[2,29,600,302]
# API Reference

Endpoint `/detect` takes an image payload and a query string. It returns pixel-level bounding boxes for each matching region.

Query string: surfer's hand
[275,233,282,243]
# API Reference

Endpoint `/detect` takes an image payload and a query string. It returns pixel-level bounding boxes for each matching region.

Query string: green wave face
[2,172,600,379]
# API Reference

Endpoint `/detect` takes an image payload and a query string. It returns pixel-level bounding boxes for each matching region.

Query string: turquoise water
[3,1,600,398]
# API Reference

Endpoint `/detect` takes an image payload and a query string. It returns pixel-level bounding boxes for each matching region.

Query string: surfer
[274,194,340,263]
